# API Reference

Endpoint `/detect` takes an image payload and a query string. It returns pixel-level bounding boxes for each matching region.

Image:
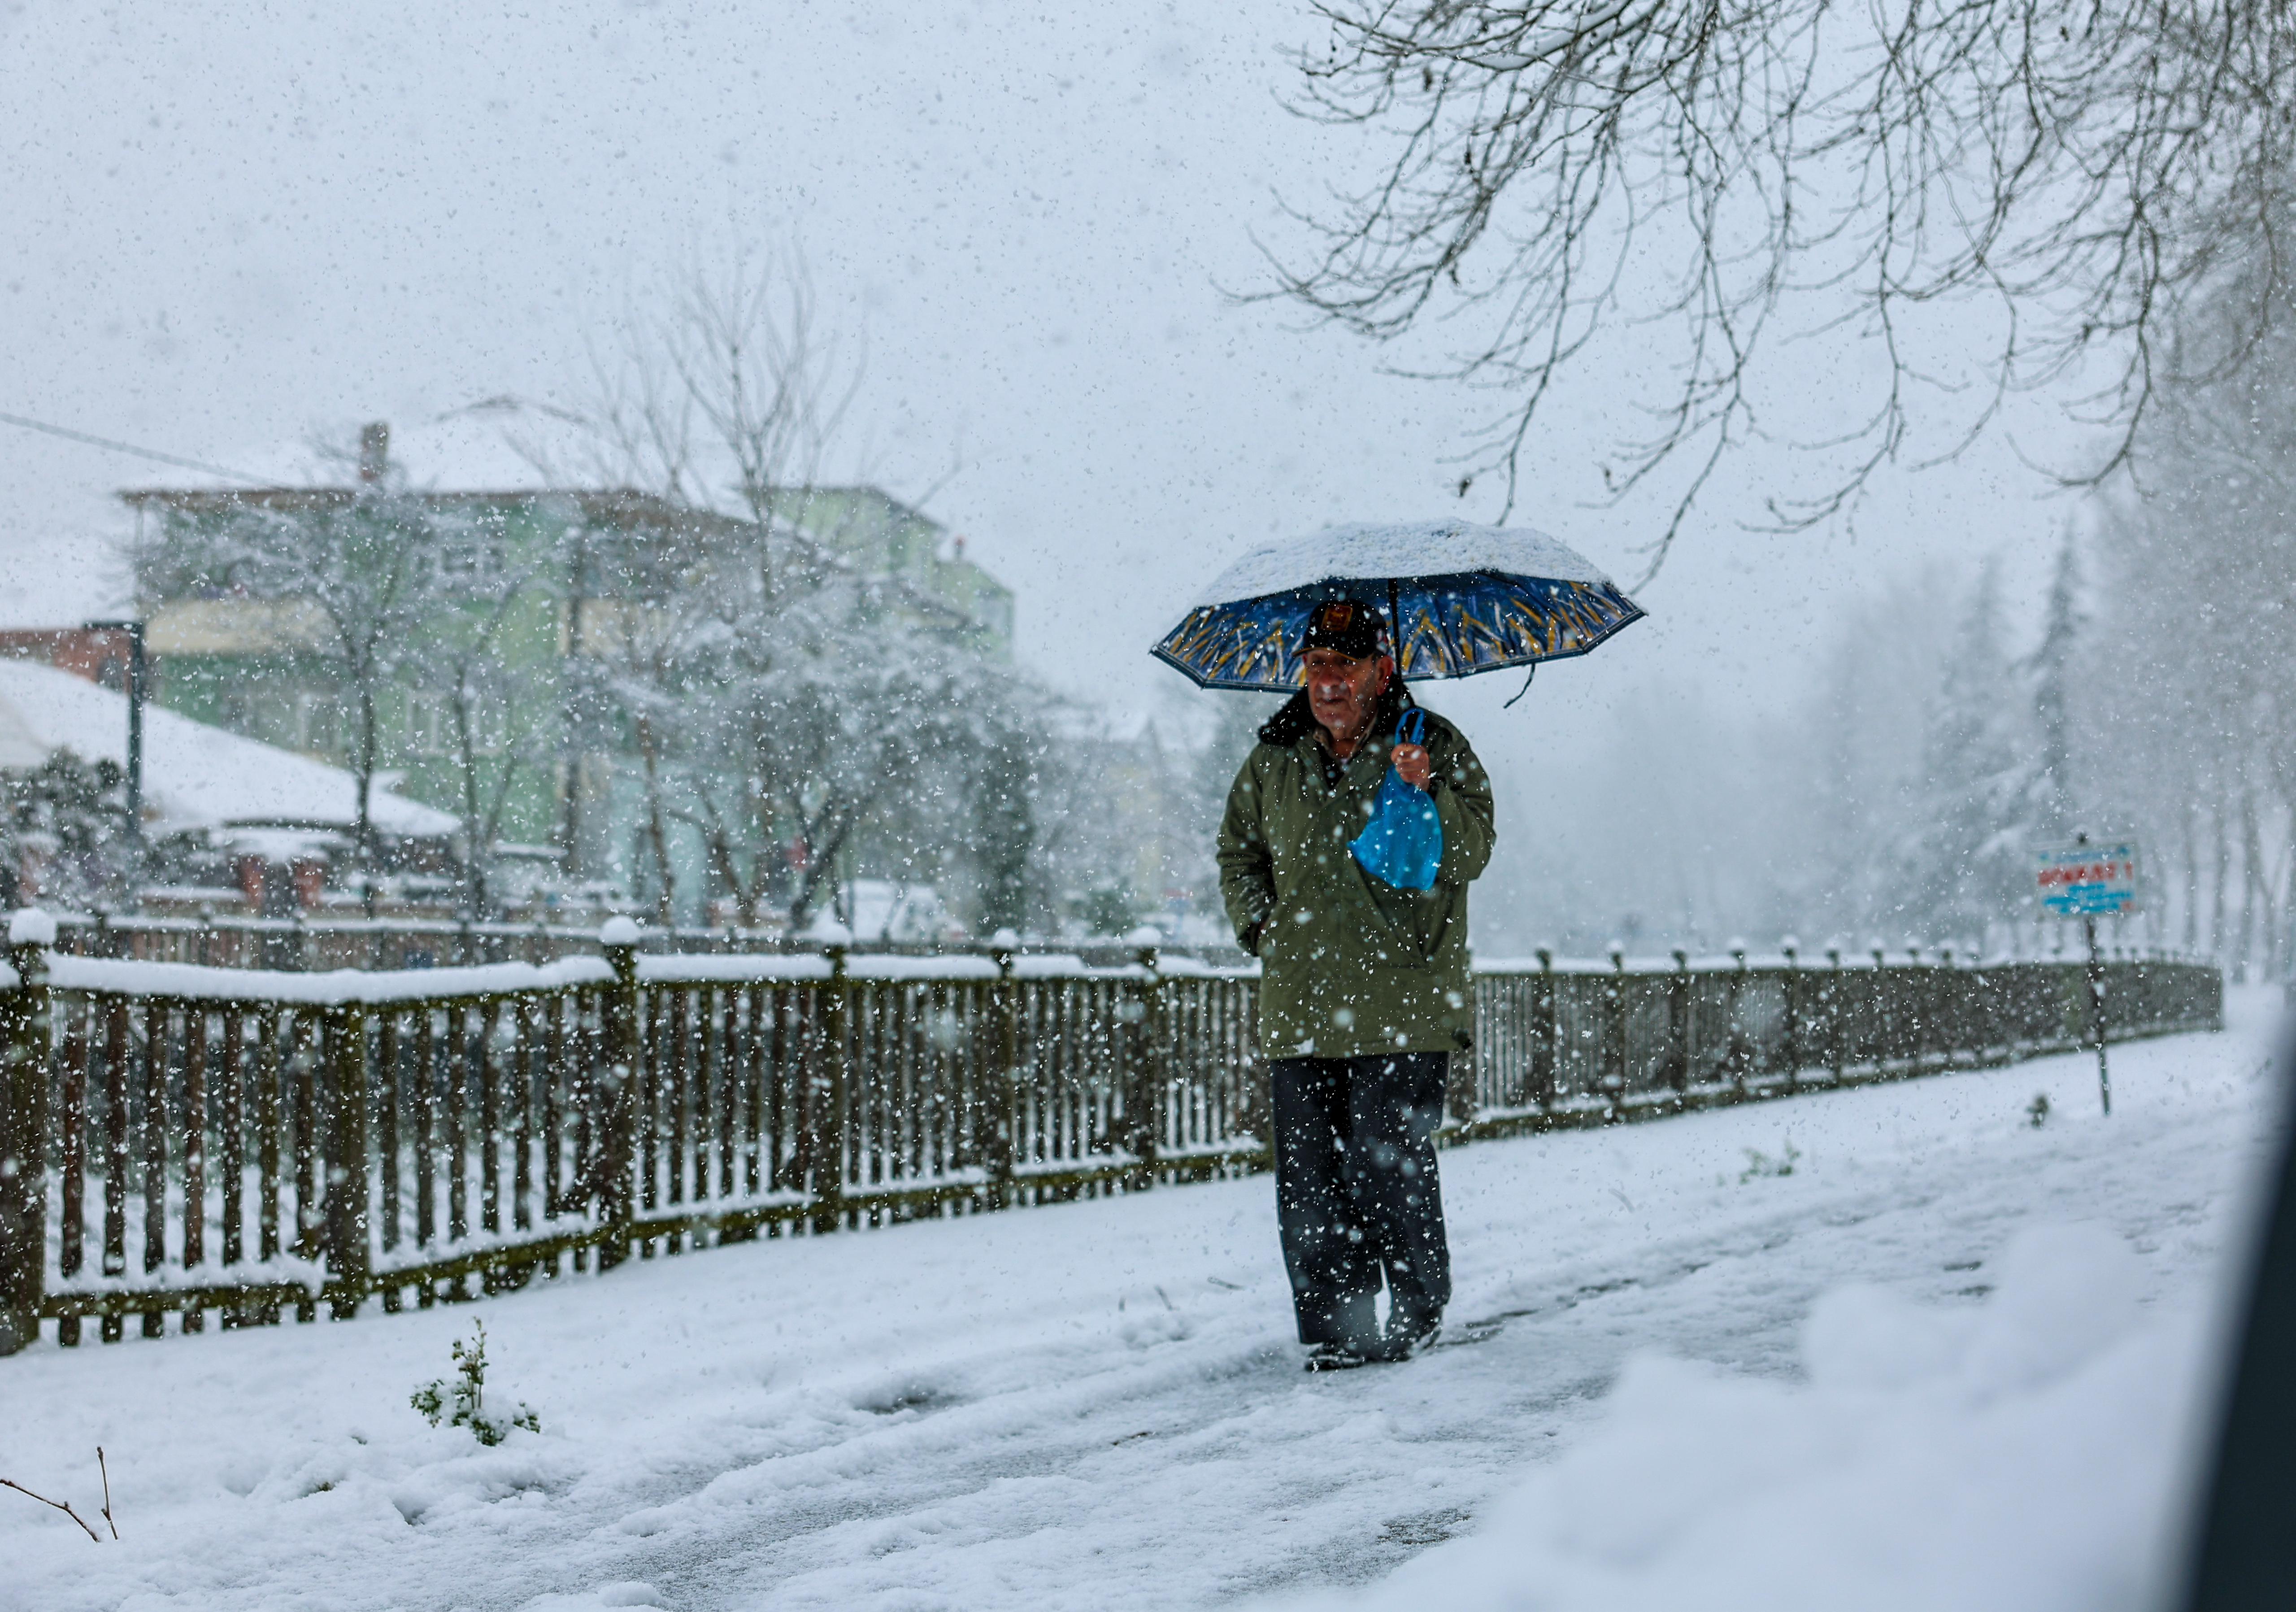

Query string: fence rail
[36,909,1212,973]
[0,928,2222,1355]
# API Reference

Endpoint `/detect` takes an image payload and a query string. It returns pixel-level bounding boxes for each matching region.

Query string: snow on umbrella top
[1150,519,1645,692]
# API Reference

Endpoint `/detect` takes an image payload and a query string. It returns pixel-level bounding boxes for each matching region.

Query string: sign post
[2035,835,2139,1115]
[83,618,148,863]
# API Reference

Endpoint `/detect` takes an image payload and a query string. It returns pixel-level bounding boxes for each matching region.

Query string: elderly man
[1218,597,1496,1369]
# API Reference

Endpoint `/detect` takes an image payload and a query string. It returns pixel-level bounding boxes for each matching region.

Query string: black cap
[1300,596,1386,659]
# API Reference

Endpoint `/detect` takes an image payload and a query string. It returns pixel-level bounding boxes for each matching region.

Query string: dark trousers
[1271,1053,1452,1349]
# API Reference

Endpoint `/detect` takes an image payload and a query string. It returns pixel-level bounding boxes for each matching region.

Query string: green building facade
[123,471,1013,912]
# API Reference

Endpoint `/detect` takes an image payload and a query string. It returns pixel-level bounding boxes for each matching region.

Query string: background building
[115,402,1022,921]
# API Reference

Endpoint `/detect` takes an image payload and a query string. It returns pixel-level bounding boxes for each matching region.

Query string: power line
[0,409,270,487]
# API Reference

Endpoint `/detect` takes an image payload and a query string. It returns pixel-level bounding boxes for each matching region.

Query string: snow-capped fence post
[325,1003,372,1320]
[1726,945,1750,1096]
[986,933,1019,1211]
[1996,957,2022,1058]
[592,919,644,1271]
[1665,950,1692,1098]
[1124,938,1165,1189]
[1530,950,1557,1108]
[1919,946,1944,1070]
[812,939,852,1235]
[1870,948,1891,1075]
[1444,1012,1477,1126]
[1826,949,1845,1082]
[179,1008,208,1334]
[0,911,55,1355]
[289,1014,321,1322]
[1780,942,1802,1093]
[1939,949,1965,1065]
[1603,947,1628,1118]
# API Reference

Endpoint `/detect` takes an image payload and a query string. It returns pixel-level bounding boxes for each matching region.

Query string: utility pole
[84,619,148,897]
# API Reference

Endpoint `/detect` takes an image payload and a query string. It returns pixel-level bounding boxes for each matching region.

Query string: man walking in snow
[1218,597,1496,1369]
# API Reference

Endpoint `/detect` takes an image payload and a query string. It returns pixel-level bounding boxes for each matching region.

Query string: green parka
[1218,689,1496,1059]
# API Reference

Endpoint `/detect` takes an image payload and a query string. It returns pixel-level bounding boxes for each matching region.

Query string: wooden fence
[0,927,2221,1354]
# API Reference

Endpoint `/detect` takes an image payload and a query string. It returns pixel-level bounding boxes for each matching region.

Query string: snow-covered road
[3,996,2282,1612]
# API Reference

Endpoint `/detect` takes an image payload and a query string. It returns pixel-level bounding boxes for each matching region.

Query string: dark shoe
[1371,1313,1443,1362]
[1303,1342,1373,1372]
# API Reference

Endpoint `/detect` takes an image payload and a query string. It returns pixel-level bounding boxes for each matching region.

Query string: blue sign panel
[2036,845,2139,917]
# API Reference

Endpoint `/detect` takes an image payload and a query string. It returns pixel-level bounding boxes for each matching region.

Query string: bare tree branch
[2,1476,102,1543]
[1267,0,2296,571]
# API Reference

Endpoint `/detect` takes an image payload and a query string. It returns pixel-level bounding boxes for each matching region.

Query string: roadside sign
[2038,836,2136,1118]
[2036,844,2139,917]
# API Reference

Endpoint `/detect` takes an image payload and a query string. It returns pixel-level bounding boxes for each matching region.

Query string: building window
[436,511,509,586]
[294,692,339,756]
[407,693,447,757]
[407,691,504,757]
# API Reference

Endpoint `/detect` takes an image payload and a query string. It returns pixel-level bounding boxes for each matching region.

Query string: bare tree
[407,530,555,919]
[571,255,1048,931]
[571,255,869,924]
[1271,2,2296,577]
[644,512,1033,929]
[2083,288,2296,973]
[585,249,865,575]
[563,546,696,927]
[133,440,438,874]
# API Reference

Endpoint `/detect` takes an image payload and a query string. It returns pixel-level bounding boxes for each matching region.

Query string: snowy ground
[3,994,2285,1612]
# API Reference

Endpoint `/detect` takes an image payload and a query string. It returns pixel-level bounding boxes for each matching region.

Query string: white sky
[0,0,2107,943]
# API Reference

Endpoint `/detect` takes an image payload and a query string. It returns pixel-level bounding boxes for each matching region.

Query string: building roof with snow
[0,659,457,840]
[119,397,1012,654]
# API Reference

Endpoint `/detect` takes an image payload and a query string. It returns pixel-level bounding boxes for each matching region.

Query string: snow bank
[1268,1221,2211,1612]
[0,1010,2269,1612]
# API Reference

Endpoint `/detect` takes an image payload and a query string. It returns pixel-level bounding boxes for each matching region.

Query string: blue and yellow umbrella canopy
[1150,519,1644,691]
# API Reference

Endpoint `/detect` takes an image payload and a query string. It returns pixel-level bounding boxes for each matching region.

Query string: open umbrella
[1149,519,1644,694]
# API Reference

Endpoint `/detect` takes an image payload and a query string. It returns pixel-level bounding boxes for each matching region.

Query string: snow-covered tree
[1895,564,2037,947]
[406,526,558,919]
[570,256,1076,933]
[2082,293,2296,973]
[667,521,1038,926]
[2022,537,2081,846]
[131,434,442,872]
[0,752,133,911]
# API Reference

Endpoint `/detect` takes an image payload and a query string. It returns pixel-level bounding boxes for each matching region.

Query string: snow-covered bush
[1738,1141,1800,1183]
[0,752,134,910]
[410,1322,540,1447]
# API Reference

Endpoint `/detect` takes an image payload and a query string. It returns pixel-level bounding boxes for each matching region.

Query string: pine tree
[2024,533,2082,844]
[1899,563,2033,945]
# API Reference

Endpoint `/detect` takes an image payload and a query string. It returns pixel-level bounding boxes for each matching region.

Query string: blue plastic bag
[1350,709,1443,891]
